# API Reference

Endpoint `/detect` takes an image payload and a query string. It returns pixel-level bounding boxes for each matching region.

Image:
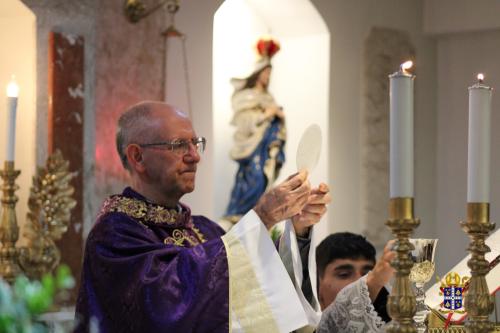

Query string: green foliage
[0,265,74,333]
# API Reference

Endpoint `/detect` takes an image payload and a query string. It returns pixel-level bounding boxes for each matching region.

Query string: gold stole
[222,231,280,333]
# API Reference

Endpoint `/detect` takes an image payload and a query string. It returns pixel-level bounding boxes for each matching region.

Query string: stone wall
[21,0,166,294]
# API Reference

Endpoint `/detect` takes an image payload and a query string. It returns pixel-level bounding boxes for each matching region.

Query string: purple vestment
[75,187,229,333]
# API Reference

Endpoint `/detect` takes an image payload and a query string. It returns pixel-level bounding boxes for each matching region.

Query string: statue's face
[257,67,272,88]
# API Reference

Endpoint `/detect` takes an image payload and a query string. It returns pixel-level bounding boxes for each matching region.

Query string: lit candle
[467,73,492,203]
[389,61,415,198]
[6,76,19,162]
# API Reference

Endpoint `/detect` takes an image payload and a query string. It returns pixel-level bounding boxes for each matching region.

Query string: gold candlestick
[460,202,495,333]
[0,161,21,283]
[385,197,421,333]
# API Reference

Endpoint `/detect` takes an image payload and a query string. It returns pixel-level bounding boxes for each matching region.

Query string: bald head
[116,101,189,170]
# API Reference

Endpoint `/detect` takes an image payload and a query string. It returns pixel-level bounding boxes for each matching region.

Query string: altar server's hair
[316,232,376,278]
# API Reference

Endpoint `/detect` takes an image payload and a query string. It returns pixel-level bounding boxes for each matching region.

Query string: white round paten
[296,124,322,173]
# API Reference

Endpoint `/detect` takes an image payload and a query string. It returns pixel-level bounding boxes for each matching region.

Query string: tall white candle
[467,74,492,203]
[6,76,19,162]
[389,61,415,198]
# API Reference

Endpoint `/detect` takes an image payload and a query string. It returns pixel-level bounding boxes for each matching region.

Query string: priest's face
[141,107,200,202]
[318,257,375,310]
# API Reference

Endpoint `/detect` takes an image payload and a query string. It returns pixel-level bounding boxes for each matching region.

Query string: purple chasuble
[75,187,229,333]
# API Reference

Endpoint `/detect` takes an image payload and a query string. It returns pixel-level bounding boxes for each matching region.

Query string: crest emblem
[438,272,469,314]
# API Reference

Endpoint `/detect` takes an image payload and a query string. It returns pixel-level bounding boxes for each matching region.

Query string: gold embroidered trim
[100,196,179,225]
[192,226,206,243]
[100,195,208,248]
[164,229,199,246]
[163,226,207,247]
[222,231,280,333]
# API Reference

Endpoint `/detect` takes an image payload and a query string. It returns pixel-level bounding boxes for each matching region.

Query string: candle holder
[385,197,420,333]
[460,203,495,333]
[0,161,22,283]
[0,151,76,283]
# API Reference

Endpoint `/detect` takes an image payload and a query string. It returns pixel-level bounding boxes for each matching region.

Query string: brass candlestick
[460,202,495,333]
[386,197,421,333]
[0,161,21,283]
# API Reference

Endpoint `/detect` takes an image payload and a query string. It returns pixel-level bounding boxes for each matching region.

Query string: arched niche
[212,0,330,237]
[0,0,37,234]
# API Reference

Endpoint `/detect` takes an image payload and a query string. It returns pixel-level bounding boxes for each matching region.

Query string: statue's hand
[291,183,330,237]
[254,170,310,229]
[264,106,284,120]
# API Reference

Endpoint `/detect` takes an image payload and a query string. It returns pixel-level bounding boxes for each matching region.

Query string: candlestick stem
[385,197,420,333]
[460,203,495,333]
[0,161,21,283]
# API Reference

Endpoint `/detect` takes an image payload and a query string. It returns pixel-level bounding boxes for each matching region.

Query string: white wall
[174,0,438,247]
[311,0,437,241]
[424,0,500,34]
[212,0,330,239]
[176,0,331,239]
[423,0,500,276]
[170,0,223,218]
[213,0,267,223]
[435,30,500,276]
[0,0,37,236]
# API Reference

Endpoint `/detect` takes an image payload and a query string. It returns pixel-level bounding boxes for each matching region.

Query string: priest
[74,101,330,333]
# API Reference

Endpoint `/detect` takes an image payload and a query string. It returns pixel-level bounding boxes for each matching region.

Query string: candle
[467,74,492,203]
[6,76,19,162]
[389,61,415,198]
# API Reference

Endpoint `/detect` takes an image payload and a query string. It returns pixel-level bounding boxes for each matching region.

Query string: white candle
[467,74,492,203]
[6,76,19,162]
[389,61,415,198]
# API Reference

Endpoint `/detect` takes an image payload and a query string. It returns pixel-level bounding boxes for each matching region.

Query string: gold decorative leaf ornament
[18,150,76,279]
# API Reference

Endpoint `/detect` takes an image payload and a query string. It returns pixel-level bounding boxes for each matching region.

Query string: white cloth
[316,275,386,333]
[223,210,309,333]
[279,220,322,329]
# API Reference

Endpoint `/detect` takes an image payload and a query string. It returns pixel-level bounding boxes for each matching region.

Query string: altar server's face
[141,107,200,201]
[318,258,374,310]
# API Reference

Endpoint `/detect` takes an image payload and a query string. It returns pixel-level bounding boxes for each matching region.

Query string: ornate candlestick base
[386,197,421,333]
[460,203,495,333]
[0,161,21,283]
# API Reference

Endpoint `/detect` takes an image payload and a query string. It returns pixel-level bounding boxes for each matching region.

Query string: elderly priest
[74,101,331,333]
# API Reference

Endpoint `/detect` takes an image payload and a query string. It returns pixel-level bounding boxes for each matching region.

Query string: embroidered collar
[98,187,192,228]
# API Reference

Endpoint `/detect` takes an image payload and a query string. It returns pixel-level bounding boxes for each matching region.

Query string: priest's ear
[125,144,146,173]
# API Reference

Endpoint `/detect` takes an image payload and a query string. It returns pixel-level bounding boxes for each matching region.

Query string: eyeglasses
[138,137,206,155]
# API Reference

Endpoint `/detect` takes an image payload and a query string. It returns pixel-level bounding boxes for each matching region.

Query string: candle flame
[401,60,413,72]
[477,73,484,82]
[6,76,19,98]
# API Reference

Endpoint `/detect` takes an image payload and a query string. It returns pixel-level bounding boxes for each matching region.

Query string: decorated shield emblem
[438,272,469,314]
[443,286,463,310]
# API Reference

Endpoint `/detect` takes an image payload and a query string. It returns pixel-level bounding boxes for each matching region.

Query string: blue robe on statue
[226,117,285,216]
[224,88,286,220]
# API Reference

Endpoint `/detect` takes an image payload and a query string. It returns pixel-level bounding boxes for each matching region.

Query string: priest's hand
[291,183,330,237]
[254,170,311,230]
[366,240,396,301]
